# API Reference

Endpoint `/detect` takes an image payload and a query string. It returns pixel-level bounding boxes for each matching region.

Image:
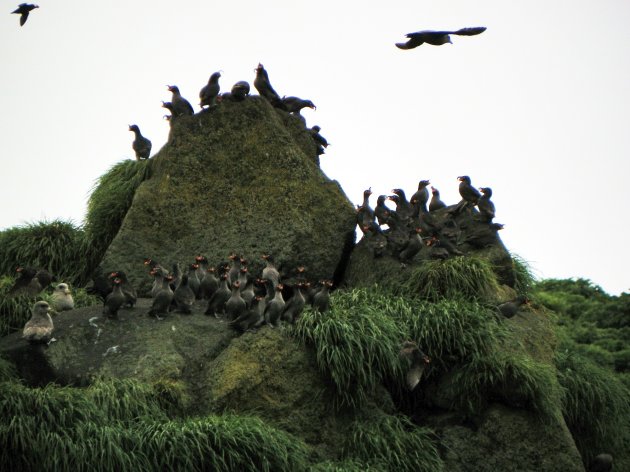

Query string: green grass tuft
[396,299,505,370]
[0,220,85,284]
[83,159,151,269]
[0,276,40,337]
[290,288,408,409]
[511,254,536,296]
[446,351,562,420]
[0,358,17,382]
[0,377,310,471]
[556,348,630,470]
[343,415,443,472]
[399,256,500,302]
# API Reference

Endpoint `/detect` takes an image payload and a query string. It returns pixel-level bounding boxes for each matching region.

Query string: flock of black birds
[128,63,329,161]
[356,175,502,263]
[91,253,333,330]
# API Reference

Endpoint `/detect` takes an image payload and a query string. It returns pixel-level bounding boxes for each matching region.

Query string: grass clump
[83,159,151,269]
[0,219,85,284]
[397,299,505,370]
[310,459,384,471]
[0,378,310,471]
[343,415,442,472]
[0,276,40,337]
[400,256,500,302]
[446,351,562,420]
[511,254,536,296]
[0,358,17,382]
[137,415,309,472]
[290,288,408,409]
[555,349,630,470]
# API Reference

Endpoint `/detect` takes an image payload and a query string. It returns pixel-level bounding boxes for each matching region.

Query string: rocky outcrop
[100,97,356,294]
[435,404,584,472]
[344,204,515,289]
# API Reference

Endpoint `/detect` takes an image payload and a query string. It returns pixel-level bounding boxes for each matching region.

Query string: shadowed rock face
[100,97,356,294]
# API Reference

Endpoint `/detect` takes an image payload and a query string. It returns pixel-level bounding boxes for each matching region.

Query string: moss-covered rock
[436,404,584,472]
[100,97,355,294]
[0,299,236,409]
[344,205,515,292]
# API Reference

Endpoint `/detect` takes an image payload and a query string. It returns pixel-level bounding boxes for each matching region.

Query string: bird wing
[452,26,487,36]
[20,12,29,26]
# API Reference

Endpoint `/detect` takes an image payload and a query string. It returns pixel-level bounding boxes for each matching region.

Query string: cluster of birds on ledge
[15,253,335,345]
[356,175,503,263]
[128,63,329,161]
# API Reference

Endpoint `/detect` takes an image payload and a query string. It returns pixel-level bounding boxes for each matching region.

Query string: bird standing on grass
[497,296,530,318]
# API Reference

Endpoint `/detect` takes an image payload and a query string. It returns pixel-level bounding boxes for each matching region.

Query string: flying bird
[12,3,38,26]
[396,27,486,49]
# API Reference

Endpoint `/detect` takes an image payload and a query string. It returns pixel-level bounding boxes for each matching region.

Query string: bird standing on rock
[200,72,221,108]
[281,96,316,114]
[128,125,152,160]
[312,280,333,313]
[51,283,74,312]
[166,85,194,118]
[477,187,496,223]
[309,125,329,155]
[174,274,195,314]
[410,180,431,216]
[400,341,431,391]
[103,278,126,319]
[458,176,481,206]
[264,283,285,327]
[23,301,53,344]
[230,81,250,101]
[261,254,280,289]
[429,186,447,212]
[12,3,38,26]
[225,281,247,322]
[149,275,174,319]
[396,26,486,49]
[254,63,284,108]
[109,271,137,307]
[205,273,230,317]
[281,283,307,323]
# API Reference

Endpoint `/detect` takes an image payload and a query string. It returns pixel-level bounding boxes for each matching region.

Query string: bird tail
[395,42,414,50]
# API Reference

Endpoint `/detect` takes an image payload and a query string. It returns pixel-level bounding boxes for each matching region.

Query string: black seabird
[396,27,486,49]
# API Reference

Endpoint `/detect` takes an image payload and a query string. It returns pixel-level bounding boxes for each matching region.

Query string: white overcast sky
[1,1,629,294]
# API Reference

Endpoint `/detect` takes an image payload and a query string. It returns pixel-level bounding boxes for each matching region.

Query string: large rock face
[101,97,355,294]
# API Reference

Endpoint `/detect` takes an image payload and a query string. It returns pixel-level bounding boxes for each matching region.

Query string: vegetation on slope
[83,159,151,270]
[0,220,85,284]
[0,377,309,472]
[532,277,630,470]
